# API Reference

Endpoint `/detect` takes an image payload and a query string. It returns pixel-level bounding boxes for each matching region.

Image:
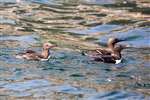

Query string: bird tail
[81,51,88,56]
[15,55,23,59]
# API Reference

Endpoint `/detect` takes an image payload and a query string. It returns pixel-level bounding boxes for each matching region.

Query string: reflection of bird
[16,43,56,61]
[82,38,126,64]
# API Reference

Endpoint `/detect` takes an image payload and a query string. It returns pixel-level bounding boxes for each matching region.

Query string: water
[0,0,150,100]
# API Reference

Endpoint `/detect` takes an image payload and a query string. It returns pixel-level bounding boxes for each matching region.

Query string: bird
[91,45,124,64]
[16,43,56,61]
[82,37,121,56]
[82,37,126,64]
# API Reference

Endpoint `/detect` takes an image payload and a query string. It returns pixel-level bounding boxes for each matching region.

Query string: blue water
[0,0,150,100]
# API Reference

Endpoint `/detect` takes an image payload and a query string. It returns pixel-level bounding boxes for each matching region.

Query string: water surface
[0,0,150,100]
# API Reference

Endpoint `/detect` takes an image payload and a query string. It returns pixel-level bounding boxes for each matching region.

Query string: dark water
[0,0,150,100]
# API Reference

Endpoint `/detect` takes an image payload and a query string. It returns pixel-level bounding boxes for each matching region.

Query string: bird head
[43,43,56,50]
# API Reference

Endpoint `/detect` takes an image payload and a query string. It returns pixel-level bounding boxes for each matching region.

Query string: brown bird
[82,38,126,64]
[16,43,56,61]
[92,45,124,64]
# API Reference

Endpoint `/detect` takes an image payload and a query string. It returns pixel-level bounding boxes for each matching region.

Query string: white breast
[115,59,122,64]
[40,55,51,61]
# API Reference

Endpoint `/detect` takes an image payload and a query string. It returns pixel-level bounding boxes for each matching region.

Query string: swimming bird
[16,43,56,61]
[82,37,127,64]
[92,45,124,64]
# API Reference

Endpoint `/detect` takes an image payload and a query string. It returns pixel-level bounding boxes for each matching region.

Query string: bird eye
[45,44,50,47]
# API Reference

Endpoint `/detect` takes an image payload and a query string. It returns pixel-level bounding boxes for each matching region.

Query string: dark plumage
[82,38,125,64]
[92,45,124,64]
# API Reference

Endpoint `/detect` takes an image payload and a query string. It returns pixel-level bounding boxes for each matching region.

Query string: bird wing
[92,55,116,63]
[25,53,41,60]
[95,48,112,55]
[26,50,36,53]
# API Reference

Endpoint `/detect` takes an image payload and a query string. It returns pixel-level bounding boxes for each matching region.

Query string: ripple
[0,34,39,48]
[98,28,150,48]
[0,0,17,3]
[85,91,145,100]
[0,16,16,25]
[68,24,121,35]
[82,0,116,5]
[0,0,149,99]
[2,79,51,91]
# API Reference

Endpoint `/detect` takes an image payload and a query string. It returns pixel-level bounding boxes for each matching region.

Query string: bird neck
[41,48,50,59]
[108,43,114,49]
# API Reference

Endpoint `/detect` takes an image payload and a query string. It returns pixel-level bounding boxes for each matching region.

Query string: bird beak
[116,38,126,42]
[50,44,57,48]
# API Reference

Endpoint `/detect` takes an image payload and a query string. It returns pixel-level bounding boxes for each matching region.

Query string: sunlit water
[0,0,150,100]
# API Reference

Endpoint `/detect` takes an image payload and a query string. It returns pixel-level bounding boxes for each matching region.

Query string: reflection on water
[0,16,16,25]
[67,24,122,35]
[0,0,150,100]
[86,91,145,100]
[2,79,51,91]
[98,28,150,48]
